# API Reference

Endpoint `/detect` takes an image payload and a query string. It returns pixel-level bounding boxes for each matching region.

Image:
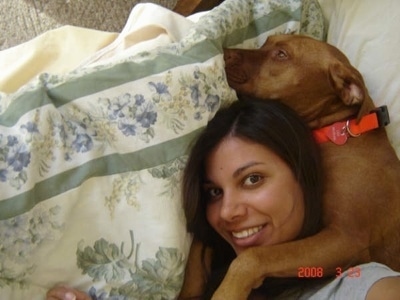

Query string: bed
[0,0,399,299]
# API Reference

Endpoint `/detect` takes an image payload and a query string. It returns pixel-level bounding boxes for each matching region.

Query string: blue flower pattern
[0,206,63,286]
[0,73,221,190]
[0,61,226,294]
[0,134,31,188]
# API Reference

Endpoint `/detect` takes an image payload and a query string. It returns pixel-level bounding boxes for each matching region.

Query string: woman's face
[204,136,305,255]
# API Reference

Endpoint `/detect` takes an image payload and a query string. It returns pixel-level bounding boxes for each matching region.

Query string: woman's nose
[220,193,247,222]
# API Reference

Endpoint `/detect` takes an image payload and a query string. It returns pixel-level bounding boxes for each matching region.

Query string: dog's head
[224,35,375,128]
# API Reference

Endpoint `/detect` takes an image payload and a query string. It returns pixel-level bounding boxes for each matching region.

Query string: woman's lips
[230,225,267,249]
[232,225,264,239]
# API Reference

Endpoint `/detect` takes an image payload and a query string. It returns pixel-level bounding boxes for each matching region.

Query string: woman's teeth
[232,225,263,239]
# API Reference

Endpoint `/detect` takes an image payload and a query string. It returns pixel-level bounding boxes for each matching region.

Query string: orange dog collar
[313,106,390,145]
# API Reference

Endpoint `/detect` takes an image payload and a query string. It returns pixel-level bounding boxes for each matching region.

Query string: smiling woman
[180,97,324,298]
[204,136,305,255]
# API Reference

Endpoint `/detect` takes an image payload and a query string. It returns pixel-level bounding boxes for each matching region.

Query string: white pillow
[319,0,400,157]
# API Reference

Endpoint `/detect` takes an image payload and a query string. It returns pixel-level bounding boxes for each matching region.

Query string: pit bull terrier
[184,34,400,300]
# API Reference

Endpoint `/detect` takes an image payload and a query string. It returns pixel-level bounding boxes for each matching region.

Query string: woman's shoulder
[299,262,400,300]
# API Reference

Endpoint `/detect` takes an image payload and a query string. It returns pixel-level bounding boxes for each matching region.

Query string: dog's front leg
[211,246,265,300]
[211,228,367,300]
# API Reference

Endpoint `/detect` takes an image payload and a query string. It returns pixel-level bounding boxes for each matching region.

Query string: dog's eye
[273,49,288,60]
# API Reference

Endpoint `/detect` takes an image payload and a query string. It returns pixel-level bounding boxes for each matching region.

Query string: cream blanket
[0,3,195,94]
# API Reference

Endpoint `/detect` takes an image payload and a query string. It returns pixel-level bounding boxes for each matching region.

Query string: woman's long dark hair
[182,98,325,298]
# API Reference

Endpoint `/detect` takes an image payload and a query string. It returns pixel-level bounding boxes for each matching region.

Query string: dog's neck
[300,94,376,130]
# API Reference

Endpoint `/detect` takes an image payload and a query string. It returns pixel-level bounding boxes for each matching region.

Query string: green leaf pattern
[77,231,185,299]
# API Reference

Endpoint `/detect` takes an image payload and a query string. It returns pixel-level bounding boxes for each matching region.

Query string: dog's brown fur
[179,35,400,300]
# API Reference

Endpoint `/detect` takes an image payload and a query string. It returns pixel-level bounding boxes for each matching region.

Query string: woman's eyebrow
[202,162,264,184]
[233,161,264,178]
[202,179,214,185]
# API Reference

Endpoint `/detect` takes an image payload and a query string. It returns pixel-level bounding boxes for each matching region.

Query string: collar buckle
[374,105,390,128]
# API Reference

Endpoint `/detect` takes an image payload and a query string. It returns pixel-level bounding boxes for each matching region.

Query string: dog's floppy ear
[328,62,373,120]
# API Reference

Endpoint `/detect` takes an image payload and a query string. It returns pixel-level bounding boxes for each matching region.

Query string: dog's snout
[223,49,242,64]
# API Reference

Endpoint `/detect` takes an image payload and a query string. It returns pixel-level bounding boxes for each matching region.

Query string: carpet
[0,0,177,50]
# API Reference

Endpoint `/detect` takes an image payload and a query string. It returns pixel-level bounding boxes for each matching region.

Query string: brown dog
[195,35,400,299]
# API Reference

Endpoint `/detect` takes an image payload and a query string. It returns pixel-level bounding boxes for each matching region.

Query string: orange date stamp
[335,266,362,278]
[297,267,324,278]
[297,266,362,278]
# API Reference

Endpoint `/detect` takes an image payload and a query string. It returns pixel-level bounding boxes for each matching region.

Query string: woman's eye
[206,187,222,199]
[244,174,262,186]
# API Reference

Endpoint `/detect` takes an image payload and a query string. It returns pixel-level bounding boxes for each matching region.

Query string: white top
[298,262,400,299]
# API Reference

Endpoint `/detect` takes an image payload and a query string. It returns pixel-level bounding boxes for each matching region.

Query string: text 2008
[297,267,324,278]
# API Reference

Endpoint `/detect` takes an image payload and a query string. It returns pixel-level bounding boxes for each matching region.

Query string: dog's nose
[223,49,241,64]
